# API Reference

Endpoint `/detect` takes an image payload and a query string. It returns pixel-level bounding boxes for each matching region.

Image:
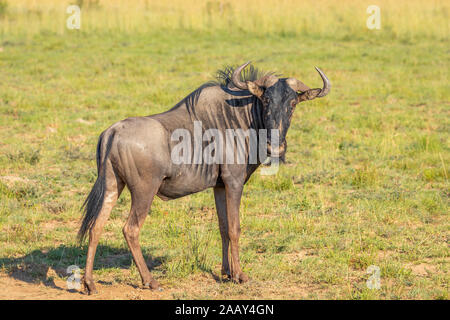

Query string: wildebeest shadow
[0,245,164,292]
[208,271,232,284]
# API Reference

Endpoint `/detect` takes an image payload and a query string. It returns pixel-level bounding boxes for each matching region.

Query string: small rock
[47,126,57,133]
[76,118,94,125]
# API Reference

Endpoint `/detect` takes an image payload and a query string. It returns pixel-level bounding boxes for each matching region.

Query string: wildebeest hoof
[221,268,231,280]
[143,279,160,290]
[232,272,249,284]
[83,279,98,295]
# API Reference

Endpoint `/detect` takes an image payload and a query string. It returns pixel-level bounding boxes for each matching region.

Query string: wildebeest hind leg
[214,187,231,279]
[83,166,124,295]
[123,180,161,290]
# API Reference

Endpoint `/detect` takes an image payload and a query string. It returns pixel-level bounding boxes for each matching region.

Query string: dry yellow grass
[1,0,448,40]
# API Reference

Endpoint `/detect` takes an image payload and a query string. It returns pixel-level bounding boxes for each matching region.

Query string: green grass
[0,1,448,299]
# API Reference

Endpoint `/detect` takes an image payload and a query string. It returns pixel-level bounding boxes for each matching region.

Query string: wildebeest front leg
[214,186,230,279]
[123,182,161,290]
[224,182,249,283]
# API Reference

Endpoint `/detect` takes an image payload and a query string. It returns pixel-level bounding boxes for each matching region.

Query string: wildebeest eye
[290,99,297,108]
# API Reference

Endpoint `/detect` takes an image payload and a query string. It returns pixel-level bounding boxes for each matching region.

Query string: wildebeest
[78,62,330,294]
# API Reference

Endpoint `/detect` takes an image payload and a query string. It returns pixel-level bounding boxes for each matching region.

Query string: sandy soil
[0,270,316,300]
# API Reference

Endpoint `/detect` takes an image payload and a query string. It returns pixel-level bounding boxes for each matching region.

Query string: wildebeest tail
[77,131,115,243]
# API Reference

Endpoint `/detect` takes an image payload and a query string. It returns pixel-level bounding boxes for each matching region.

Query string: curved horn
[231,61,251,90]
[314,67,331,97]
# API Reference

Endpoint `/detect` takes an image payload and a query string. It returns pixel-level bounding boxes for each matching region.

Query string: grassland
[0,0,448,299]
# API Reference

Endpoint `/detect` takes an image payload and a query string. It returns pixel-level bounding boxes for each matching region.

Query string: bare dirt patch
[0,271,327,300]
[408,263,438,277]
[0,175,31,186]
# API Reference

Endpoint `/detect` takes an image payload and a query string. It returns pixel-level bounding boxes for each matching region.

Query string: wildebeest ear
[297,88,322,102]
[247,81,264,98]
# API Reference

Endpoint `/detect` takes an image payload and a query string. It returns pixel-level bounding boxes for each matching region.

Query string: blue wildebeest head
[231,62,331,159]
